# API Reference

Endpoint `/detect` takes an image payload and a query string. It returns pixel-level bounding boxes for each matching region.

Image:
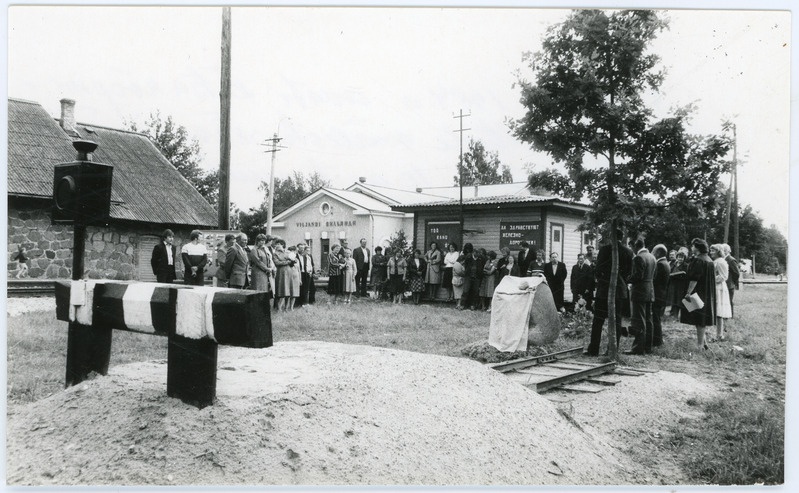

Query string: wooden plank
[516,367,573,376]
[613,368,646,376]
[488,347,584,373]
[585,375,621,386]
[533,362,617,392]
[618,366,659,373]
[557,382,607,393]
[545,362,603,371]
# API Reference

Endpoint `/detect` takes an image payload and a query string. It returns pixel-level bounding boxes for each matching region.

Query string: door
[138,235,160,282]
[550,223,564,260]
[320,238,330,273]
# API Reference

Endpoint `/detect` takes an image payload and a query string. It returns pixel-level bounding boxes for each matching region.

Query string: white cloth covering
[488,276,546,352]
[175,287,218,341]
[122,283,157,332]
[68,280,99,325]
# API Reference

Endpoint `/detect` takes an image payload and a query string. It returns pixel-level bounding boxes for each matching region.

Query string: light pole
[264,117,290,235]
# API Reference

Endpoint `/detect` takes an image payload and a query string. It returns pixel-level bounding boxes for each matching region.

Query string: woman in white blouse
[442,243,460,303]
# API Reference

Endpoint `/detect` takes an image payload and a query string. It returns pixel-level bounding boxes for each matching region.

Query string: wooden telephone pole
[453,109,470,246]
[218,7,232,229]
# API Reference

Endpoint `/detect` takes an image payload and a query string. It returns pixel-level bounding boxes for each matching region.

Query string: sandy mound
[7,341,639,486]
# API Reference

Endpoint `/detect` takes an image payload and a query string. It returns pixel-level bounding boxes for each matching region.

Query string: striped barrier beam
[54,280,273,408]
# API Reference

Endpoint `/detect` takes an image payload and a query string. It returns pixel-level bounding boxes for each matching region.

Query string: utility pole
[732,125,740,260]
[262,133,286,235]
[453,109,470,247]
[218,7,232,229]
[723,122,736,246]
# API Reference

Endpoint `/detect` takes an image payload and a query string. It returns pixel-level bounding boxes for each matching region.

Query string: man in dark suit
[651,244,671,348]
[570,253,594,309]
[517,241,533,278]
[723,243,740,317]
[150,229,177,283]
[585,230,634,356]
[544,252,568,311]
[627,237,657,355]
[225,233,250,289]
[353,238,371,297]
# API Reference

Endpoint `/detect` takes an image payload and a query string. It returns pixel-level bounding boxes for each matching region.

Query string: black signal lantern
[52,140,113,225]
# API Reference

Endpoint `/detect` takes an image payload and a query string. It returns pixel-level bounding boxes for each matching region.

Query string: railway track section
[7,280,56,297]
[488,347,655,393]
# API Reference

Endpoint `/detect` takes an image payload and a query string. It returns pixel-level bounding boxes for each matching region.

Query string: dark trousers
[630,300,654,354]
[652,302,666,346]
[156,269,175,284]
[355,267,369,296]
[586,296,624,355]
[461,277,480,308]
[729,288,735,317]
[551,287,564,311]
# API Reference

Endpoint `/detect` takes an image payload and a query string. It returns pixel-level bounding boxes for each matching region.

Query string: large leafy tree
[259,170,330,215]
[509,10,730,358]
[126,112,220,206]
[454,138,513,186]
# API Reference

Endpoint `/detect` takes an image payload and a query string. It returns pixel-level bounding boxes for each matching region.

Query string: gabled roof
[416,181,533,200]
[345,182,450,205]
[8,98,218,227]
[392,193,592,213]
[273,187,405,222]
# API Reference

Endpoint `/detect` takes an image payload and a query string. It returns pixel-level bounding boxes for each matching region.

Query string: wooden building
[393,194,594,301]
[7,98,217,281]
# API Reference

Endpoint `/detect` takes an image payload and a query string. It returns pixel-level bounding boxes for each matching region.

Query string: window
[319,202,331,216]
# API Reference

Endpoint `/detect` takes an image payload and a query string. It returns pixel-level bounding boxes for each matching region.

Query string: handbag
[452,276,464,287]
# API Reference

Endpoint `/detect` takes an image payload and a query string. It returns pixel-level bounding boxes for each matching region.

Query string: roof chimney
[60,98,76,133]
[358,176,366,183]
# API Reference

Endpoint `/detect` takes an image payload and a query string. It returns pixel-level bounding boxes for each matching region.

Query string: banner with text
[499,221,543,251]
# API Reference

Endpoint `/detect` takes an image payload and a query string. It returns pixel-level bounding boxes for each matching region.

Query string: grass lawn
[6,284,787,484]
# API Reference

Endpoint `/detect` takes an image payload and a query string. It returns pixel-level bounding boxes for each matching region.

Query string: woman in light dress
[710,243,733,341]
[342,248,357,304]
[442,243,460,302]
[274,239,301,311]
[451,254,467,310]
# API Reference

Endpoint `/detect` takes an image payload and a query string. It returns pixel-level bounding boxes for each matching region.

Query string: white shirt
[165,243,173,265]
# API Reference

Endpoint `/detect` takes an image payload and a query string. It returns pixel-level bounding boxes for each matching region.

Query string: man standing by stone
[722,243,740,317]
[570,253,594,310]
[652,244,671,347]
[225,233,250,289]
[353,238,371,298]
[627,237,657,355]
[150,229,176,283]
[584,230,634,356]
[544,252,568,311]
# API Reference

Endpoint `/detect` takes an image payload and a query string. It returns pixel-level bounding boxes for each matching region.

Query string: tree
[453,138,513,186]
[259,170,330,215]
[388,229,413,259]
[126,112,220,206]
[509,10,731,359]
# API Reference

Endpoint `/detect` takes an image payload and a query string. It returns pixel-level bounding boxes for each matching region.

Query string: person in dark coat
[680,238,716,351]
[181,230,208,286]
[150,228,177,283]
[627,237,657,355]
[668,248,689,317]
[225,233,250,289]
[404,249,427,305]
[353,238,371,297]
[584,230,634,356]
[517,241,534,278]
[722,243,740,317]
[570,253,594,310]
[543,252,568,311]
[651,244,671,347]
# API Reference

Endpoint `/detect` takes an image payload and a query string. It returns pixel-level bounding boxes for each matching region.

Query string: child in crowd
[13,245,28,279]
[342,248,357,304]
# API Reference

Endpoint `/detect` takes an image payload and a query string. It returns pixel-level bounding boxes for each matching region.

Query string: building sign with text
[499,221,543,251]
[426,221,461,250]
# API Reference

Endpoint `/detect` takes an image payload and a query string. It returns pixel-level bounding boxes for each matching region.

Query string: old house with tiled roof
[7,98,218,281]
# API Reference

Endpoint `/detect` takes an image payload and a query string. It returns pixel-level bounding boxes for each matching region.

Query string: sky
[4,2,792,238]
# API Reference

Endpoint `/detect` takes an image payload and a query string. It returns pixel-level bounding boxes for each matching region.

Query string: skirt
[478,274,496,297]
[409,275,424,293]
[389,274,405,295]
[442,267,454,289]
[327,274,343,295]
[716,282,732,319]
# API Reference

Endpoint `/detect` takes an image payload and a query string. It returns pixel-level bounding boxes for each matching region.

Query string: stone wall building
[7,98,217,281]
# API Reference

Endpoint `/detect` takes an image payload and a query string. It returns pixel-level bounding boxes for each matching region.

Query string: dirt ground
[6,335,717,486]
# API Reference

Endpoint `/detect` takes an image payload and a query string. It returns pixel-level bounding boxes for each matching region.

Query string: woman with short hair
[370,246,388,301]
[248,234,274,297]
[710,243,732,341]
[424,241,443,301]
[442,243,459,303]
[181,229,207,286]
[668,247,689,317]
[406,249,427,305]
[387,248,407,304]
[680,238,716,351]
[327,244,345,305]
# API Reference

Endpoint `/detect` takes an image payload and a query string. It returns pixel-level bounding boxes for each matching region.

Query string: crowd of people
[149,229,741,352]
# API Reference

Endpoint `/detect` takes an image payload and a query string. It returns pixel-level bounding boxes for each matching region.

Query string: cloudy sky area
[6,2,792,236]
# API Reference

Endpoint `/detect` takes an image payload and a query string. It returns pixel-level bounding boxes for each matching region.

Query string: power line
[453,109,471,244]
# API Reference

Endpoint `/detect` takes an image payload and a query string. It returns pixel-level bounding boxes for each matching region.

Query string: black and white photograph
[4,0,794,489]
